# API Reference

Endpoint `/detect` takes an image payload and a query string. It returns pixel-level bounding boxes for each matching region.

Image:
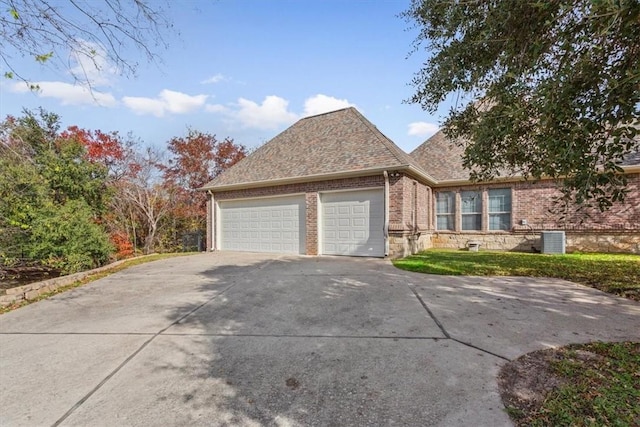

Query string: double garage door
[219,196,305,254]
[218,189,384,257]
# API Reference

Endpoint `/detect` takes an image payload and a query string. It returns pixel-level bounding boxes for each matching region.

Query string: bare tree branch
[0,0,174,87]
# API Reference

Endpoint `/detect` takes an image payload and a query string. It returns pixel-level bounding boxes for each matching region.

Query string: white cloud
[121,96,165,117]
[10,81,117,107]
[233,95,298,130]
[303,94,355,117]
[69,39,118,87]
[408,121,439,138]
[204,93,356,130]
[122,89,208,117]
[205,103,227,113]
[201,73,227,84]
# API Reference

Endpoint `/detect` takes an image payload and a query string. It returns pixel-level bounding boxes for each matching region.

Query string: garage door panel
[321,189,384,257]
[219,196,305,254]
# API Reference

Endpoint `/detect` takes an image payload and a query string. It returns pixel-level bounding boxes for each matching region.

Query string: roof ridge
[300,106,355,121]
[348,108,436,180]
[348,108,411,166]
[202,107,440,190]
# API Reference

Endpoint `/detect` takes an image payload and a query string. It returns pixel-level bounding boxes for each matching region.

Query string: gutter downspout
[383,171,390,256]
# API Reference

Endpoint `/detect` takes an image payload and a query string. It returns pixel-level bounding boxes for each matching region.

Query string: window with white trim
[435,192,455,231]
[461,190,481,230]
[488,188,512,231]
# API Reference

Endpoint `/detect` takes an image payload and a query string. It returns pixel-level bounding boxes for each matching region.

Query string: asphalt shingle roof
[411,131,640,181]
[203,107,427,189]
[204,109,639,189]
[409,131,471,181]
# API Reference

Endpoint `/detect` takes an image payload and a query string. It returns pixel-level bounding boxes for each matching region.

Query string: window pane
[461,214,481,230]
[437,215,454,231]
[488,188,511,230]
[436,192,454,214]
[461,191,481,213]
[488,188,511,213]
[489,213,511,231]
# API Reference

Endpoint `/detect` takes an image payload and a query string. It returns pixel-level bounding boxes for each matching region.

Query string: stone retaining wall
[0,255,155,308]
[389,232,432,258]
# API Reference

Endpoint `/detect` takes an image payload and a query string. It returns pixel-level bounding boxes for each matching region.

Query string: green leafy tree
[39,132,110,213]
[0,110,114,272]
[0,124,49,260]
[404,0,640,210]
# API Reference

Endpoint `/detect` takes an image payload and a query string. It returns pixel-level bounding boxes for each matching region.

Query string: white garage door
[321,189,385,257]
[219,196,305,254]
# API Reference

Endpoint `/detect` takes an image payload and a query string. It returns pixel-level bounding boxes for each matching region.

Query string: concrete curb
[0,255,156,308]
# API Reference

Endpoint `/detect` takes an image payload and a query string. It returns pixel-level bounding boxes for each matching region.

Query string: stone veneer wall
[430,231,640,254]
[388,232,432,258]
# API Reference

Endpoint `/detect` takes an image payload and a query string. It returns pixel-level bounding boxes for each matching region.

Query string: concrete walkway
[1,253,638,426]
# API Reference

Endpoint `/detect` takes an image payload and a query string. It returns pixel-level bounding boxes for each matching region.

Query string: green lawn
[505,342,640,427]
[393,250,640,301]
[396,250,640,425]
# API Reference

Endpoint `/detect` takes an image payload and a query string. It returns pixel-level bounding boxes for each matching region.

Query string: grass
[509,342,640,427]
[0,253,195,314]
[393,249,640,301]
[397,250,640,425]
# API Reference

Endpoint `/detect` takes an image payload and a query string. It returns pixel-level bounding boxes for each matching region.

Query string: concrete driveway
[1,253,638,426]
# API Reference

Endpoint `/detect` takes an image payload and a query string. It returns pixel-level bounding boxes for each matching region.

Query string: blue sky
[0,0,458,153]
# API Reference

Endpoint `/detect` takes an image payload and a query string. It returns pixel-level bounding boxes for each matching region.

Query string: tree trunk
[144,223,156,254]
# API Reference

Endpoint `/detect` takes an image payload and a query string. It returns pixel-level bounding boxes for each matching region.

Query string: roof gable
[411,130,640,182]
[410,131,471,181]
[203,107,427,189]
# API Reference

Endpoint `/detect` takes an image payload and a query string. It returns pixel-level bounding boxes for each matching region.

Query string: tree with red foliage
[165,129,246,189]
[163,129,246,247]
[59,126,127,180]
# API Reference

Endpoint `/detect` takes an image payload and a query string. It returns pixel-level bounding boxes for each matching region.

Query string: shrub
[27,200,113,274]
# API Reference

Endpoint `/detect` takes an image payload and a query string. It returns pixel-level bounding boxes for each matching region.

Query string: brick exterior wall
[386,173,433,257]
[511,173,640,230]
[388,174,431,232]
[206,196,212,251]
[388,174,404,231]
[429,173,640,254]
[210,172,639,257]
[213,175,387,256]
[433,173,640,232]
[305,193,318,255]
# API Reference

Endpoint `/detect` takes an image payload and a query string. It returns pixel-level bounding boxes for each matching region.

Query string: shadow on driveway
[1,253,638,426]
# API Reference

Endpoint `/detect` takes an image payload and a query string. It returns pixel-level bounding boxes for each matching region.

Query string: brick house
[201,107,640,257]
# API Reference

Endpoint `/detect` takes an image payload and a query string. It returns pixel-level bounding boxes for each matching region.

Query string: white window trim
[435,192,455,231]
[433,187,513,233]
[487,188,512,231]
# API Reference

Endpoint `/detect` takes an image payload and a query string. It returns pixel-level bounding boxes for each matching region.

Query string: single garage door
[321,189,385,257]
[219,195,305,254]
